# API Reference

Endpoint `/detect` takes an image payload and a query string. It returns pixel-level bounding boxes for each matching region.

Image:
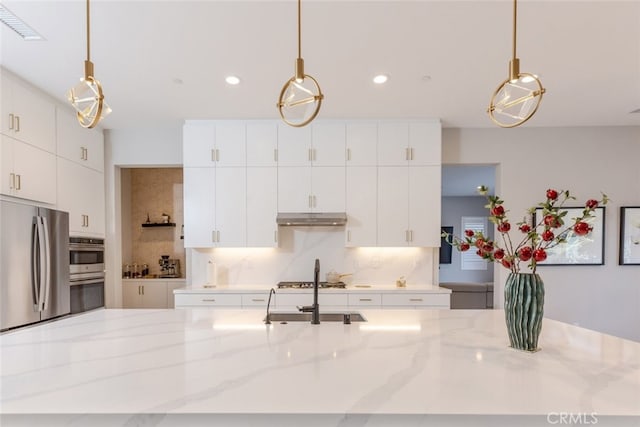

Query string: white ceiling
[1,0,639,132]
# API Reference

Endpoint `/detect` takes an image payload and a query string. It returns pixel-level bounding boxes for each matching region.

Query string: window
[461,216,488,270]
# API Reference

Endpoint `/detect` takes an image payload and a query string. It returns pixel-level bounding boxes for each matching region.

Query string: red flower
[585,199,598,209]
[546,189,559,200]
[497,222,511,233]
[440,188,608,274]
[518,246,533,262]
[491,205,505,216]
[541,230,554,241]
[573,221,592,236]
[534,248,547,262]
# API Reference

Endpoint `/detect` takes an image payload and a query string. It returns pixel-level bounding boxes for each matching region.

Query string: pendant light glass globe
[489,72,544,128]
[278,74,323,127]
[67,74,111,129]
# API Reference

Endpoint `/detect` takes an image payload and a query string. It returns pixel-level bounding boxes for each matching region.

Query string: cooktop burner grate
[277,281,346,289]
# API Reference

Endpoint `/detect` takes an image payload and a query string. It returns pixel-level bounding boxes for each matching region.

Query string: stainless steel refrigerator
[1,200,70,331]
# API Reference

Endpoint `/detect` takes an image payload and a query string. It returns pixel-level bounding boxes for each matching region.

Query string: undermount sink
[266,312,367,323]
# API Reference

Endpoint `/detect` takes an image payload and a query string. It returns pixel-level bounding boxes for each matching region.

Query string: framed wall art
[533,206,605,266]
[619,206,640,265]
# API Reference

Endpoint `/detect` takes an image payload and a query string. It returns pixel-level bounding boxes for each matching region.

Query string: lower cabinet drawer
[382,293,450,308]
[174,293,242,307]
[241,293,271,307]
[348,293,382,307]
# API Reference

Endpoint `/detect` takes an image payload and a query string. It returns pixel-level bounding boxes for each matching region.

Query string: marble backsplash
[187,227,436,287]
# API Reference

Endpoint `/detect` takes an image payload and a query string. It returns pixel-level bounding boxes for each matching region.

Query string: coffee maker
[159,255,181,278]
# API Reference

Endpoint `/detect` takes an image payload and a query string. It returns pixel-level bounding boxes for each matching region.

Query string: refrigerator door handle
[32,216,51,312]
[40,216,51,311]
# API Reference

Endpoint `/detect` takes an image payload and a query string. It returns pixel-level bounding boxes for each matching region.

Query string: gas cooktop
[277,281,346,289]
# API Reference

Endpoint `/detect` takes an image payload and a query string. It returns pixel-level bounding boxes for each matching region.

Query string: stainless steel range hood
[276,212,347,226]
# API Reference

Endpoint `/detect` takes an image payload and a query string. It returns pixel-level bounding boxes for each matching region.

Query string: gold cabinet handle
[252,298,265,302]
[360,298,372,302]
[202,299,216,302]
[409,298,423,302]
[15,174,21,190]
[9,173,15,190]
[8,113,14,130]
[15,116,20,132]
[346,148,351,161]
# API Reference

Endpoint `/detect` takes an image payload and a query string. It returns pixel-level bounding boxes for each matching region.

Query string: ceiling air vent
[0,4,44,41]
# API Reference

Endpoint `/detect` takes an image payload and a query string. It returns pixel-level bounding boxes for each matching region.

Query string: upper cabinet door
[408,166,441,246]
[346,123,377,166]
[183,167,216,247]
[56,108,104,172]
[246,122,277,167]
[377,122,409,166]
[277,124,311,166]
[408,121,441,166]
[183,122,216,167]
[377,166,409,247]
[1,71,56,154]
[277,166,312,212]
[215,167,247,246]
[215,122,246,167]
[311,122,345,167]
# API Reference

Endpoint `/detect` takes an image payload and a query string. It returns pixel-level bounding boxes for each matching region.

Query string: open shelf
[142,222,176,228]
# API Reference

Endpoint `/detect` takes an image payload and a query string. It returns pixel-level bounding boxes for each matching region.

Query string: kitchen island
[1,309,639,427]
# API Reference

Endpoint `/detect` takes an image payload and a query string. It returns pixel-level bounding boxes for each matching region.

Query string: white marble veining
[1,309,639,426]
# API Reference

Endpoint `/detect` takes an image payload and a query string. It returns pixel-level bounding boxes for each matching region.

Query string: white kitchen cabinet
[346,122,377,166]
[345,166,377,247]
[183,121,246,168]
[215,122,246,167]
[123,281,168,309]
[183,167,246,247]
[241,293,272,308]
[278,166,345,212]
[1,70,56,154]
[408,166,441,246]
[377,121,440,166]
[310,122,345,166]
[57,157,105,236]
[183,168,215,247]
[1,135,57,204]
[277,123,311,166]
[382,293,450,309]
[174,293,242,308]
[348,293,382,308]
[183,122,216,167]
[378,165,440,247]
[214,167,247,246]
[246,122,277,167]
[247,167,278,247]
[56,107,104,172]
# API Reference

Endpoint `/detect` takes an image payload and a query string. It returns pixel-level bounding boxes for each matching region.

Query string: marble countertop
[1,308,638,424]
[174,284,451,294]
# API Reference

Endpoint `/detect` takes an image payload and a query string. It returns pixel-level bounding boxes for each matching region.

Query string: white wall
[443,126,640,341]
[103,127,184,307]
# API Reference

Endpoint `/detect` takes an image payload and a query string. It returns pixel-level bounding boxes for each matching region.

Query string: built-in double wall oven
[69,237,105,314]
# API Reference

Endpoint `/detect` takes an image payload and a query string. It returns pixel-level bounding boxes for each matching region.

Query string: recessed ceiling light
[225,75,241,85]
[373,74,388,84]
[0,4,44,40]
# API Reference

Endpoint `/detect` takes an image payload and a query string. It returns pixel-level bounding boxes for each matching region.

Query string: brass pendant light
[277,0,323,127]
[488,0,545,128]
[67,0,110,129]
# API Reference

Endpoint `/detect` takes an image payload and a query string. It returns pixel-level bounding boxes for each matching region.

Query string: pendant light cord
[297,0,301,59]
[512,0,517,60]
[86,0,91,61]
